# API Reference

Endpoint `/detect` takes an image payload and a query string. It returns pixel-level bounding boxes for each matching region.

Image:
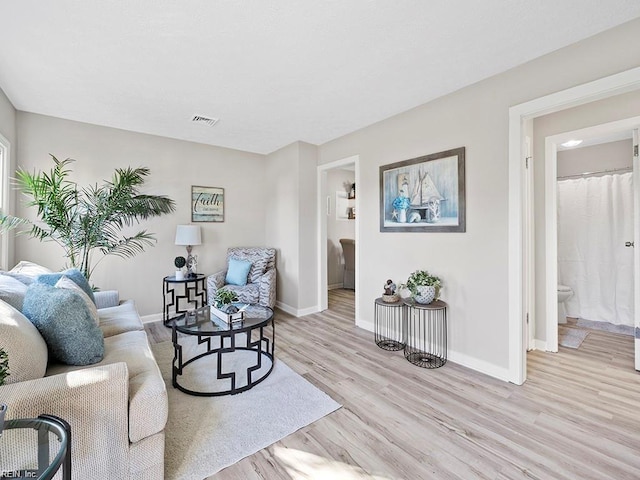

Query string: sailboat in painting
[410,170,444,222]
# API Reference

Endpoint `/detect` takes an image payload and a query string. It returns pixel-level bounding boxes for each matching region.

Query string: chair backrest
[227,247,276,283]
[339,239,355,271]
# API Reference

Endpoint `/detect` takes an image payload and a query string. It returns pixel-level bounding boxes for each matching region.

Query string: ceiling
[1,1,639,155]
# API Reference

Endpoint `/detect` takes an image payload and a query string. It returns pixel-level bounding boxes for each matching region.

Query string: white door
[633,129,640,370]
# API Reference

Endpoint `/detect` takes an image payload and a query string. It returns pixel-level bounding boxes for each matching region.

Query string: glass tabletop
[173,304,273,335]
[0,415,70,480]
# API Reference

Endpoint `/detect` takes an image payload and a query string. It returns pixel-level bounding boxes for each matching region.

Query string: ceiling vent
[191,115,219,127]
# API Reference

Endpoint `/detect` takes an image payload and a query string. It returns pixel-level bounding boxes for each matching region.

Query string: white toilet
[557,284,573,324]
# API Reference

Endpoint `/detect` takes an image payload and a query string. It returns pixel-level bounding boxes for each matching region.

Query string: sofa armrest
[258,268,276,308]
[0,363,130,478]
[207,271,226,305]
[94,290,120,309]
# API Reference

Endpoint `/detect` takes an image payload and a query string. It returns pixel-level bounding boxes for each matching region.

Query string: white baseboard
[140,312,163,324]
[533,339,548,351]
[327,283,343,290]
[275,301,321,317]
[355,317,511,382]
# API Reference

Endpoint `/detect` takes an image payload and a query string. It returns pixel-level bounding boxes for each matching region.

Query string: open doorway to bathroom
[555,131,635,350]
[539,117,640,364]
[317,156,359,324]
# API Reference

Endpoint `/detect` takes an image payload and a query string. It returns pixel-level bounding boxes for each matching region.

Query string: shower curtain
[557,172,634,326]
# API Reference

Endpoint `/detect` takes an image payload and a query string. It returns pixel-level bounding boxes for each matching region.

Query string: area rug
[151,338,341,480]
[576,318,634,336]
[558,326,589,349]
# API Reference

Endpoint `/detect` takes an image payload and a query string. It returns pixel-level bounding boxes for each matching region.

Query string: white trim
[544,136,559,353]
[533,339,548,352]
[276,300,320,317]
[0,132,10,270]
[317,155,360,321]
[447,350,512,383]
[140,312,163,324]
[635,128,640,370]
[508,66,640,385]
[356,318,374,333]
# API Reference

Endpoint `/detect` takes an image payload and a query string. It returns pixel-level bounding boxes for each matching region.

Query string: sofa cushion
[226,257,252,286]
[37,268,96,305]
[23,283,104,366]
[0,299,48,383]
[0,273,28,311]
[55,276,99,325]
[98,300,144,337]
[47,330,168,443]
[10,260,53,278]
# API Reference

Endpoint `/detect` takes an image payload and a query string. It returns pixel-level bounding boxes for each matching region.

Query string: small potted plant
[174,256,186,280]
[213,288,239,312]
[403,270,442,304]
[0,348,9,386]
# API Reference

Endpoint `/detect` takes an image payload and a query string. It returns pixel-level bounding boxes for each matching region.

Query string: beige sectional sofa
[0,290,168,479]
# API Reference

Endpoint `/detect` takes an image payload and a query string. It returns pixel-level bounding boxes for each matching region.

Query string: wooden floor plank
[145,290,640,479]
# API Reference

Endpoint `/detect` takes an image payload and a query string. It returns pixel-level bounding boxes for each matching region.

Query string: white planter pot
[175,270,185,280]
[414,285,436,304]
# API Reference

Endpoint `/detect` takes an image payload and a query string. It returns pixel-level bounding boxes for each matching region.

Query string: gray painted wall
[317,18,640,375]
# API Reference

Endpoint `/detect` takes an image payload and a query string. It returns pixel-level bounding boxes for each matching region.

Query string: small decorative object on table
[382,279,399,303]
[403,269,442,304]
[174,256,186,280]
[211,288,244,324]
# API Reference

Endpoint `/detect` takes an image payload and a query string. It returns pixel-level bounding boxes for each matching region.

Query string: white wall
[265,142,300,311]
[326,168,355,287]
[318,18,640,377]
[557,139,633,178]
[15,112,267,317]
[264,141,318,314]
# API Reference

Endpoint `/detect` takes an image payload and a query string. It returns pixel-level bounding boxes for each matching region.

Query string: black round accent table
[171,304,275,396]
[374,297,405,351]
[403,299,448,368]
[162,273,207,326]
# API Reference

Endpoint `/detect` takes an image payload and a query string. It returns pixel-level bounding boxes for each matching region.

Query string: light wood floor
[145,290,640,479]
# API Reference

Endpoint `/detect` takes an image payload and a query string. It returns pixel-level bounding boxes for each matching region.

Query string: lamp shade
[175,225,201,246]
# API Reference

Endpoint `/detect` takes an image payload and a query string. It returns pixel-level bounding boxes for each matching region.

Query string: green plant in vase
[213,288,239,311]
[403,269,442,304]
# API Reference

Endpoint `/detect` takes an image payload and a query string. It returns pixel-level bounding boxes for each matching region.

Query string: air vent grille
[191,115,219,127]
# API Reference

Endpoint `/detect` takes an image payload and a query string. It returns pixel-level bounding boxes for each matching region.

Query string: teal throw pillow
[37,268,96,305]
[22,282,104,366]
[225,258,253,286]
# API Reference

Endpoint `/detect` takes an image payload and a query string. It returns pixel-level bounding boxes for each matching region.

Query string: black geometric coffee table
[171,304,275,396]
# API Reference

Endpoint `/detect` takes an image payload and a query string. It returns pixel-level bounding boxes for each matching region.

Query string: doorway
[508,66,640,385]
[317,156,359,322]
[542,121,639,353]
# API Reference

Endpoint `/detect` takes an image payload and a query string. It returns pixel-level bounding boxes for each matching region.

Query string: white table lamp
[175,225,202,277]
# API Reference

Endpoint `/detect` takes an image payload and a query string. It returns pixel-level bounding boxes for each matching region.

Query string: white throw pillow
[0,299,48,383]
[10,260,53,278]
[55,276,100,326]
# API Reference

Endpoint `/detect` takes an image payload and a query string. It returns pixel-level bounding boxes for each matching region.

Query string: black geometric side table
[403,299,448,368]
[374,297,406,351]
[163,274,207,326]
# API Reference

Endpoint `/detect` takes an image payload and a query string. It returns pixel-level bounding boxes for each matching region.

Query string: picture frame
[380,147,465,232]
[191,186,224,222]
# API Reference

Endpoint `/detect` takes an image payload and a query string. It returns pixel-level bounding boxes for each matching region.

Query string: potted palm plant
[404,270,442,304]
[0,155,175,284]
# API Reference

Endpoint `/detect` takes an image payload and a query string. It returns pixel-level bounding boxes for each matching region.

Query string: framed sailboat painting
[379,147,465,232]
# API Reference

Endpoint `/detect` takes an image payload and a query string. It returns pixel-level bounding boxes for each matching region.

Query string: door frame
[508,66,640,385]
[0,132,10,270]
[543,118,640,353]
[317,155,360,318]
